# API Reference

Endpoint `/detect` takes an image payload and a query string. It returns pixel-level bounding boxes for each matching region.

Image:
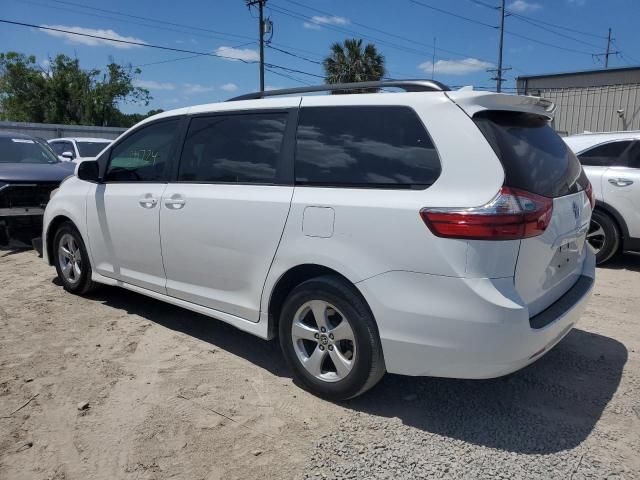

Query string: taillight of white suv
[420,187,553,240]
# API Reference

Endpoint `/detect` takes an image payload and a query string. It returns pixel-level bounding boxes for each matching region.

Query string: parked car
[48,137,112,163]
[0,132,75,247]
[42,81,595,400]
[564,131,640,264]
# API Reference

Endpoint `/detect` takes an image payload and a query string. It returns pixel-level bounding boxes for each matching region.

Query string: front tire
[587,210,620,265]
[279,275,385,400]
[53,222,96,294]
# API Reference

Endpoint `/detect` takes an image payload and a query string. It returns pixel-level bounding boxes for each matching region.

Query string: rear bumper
[357,250,595,378]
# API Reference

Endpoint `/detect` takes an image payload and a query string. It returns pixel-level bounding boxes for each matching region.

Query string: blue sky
[1,0,638,113]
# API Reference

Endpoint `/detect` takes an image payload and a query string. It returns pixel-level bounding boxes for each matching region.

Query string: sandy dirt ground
[1,249,639,479]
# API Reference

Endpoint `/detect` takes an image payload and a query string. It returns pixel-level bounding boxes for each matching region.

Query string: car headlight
[50,188,59,200]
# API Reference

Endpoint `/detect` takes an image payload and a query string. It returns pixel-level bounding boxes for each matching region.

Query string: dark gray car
[0,132,75,246]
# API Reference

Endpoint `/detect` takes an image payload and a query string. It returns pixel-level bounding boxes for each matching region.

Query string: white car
[564,131,640,264]
[48,137,111,163]
[42,81,595,400]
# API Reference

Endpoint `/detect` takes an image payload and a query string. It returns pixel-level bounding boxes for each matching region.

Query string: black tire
[279,275,385,401]
[52,222,96,295]
[588,209,620,265]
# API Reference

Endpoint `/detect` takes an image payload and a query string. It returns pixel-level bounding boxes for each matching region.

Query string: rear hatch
[473,110,591,316]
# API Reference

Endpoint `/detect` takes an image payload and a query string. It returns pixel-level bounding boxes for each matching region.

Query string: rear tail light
[584,181,595,209]
[420,187,553,240]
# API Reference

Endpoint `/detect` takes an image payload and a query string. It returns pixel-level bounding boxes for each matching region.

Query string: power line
[266,44,322,64]
[0,17,326,82]
[504,30,596,56]
[45,0,255,42]
[13,0,254,45]
[280,0,493,62]
[408,0,497,29]
[24,0,329,73]
[269,4,433,58]
[0,19,258,63]
[264,66,312,85]
[508,13,605,50]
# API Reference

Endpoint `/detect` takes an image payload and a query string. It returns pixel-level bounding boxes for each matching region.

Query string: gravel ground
[0,249,639,479]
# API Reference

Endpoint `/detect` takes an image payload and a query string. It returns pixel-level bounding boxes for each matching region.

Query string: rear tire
[279,275,385,401]
[587,210,619,265]
[53,222,96,295]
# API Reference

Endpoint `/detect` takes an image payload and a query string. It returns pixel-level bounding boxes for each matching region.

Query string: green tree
[323,38,385,88]
[0,53,48,122]
[0,52,153,127]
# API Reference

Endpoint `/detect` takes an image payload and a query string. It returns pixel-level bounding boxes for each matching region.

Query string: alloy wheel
[586,219,605,254]
[58,233,82,285]
[291,300,356,382]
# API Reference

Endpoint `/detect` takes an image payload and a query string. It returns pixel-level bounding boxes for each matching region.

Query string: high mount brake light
[420,187,553,241]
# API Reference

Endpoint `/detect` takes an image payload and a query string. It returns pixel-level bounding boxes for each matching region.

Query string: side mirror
[76,160,100,183]
[61,151,75,160]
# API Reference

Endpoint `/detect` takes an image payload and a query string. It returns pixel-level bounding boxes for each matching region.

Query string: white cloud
[418,58,493,75]
[183,83,215,94]
[215,46,259,62]
[220,82,238,92]
[303,22,322,30]
[133,79,176,90]
[508,0,542,13]
[304,15,349,29]
[40,25,146,49]
[567,0,586,5]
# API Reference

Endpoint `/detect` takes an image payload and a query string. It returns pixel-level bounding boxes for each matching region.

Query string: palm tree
[323,39,385,91]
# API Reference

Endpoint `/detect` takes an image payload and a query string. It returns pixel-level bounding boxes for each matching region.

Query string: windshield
[76,141,110,157]
[0,137,60,164]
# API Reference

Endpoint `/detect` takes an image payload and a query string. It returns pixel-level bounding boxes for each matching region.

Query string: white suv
[42,81,595,400]
[564,131,640,264]
[48,137,112,163]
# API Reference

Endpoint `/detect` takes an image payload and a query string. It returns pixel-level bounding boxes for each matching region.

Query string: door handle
[608,178,634,187]
[138,195,158,208]
[164,196,186,209]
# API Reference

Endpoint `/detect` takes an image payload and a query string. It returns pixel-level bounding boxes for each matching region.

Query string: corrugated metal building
[516,66,640,136]
[0,121,125,140]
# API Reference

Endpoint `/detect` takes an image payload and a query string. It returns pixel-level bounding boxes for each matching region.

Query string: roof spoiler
[446,90,556,120]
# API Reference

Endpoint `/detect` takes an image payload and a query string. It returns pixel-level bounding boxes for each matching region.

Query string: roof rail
[227,79,450,101]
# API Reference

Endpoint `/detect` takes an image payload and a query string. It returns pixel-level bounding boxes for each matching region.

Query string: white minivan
[43,81,595,400]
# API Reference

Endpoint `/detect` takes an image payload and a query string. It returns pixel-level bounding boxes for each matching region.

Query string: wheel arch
[45,215,76,265]
[594,200,628,241]
[266,263,370,339]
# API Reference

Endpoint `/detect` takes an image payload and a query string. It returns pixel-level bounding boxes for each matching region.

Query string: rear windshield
[77,141,110,157]
[474,111,587,198]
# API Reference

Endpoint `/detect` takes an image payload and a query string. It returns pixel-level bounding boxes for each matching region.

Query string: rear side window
[578,141,632,167]
[178,113,287,184]
[295,106,441,189]
[474,111,587,198]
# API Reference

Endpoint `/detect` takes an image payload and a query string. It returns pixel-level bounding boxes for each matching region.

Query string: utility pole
[605,27,612,68]
[495,0,506,93]
[246,0,267,92]
[488,0,509,92]
[593,27,620,68]
[431,37,436,80]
